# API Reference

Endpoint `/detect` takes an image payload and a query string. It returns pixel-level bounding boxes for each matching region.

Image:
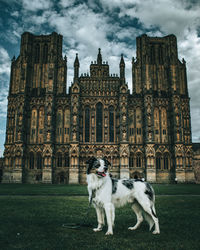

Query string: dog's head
[86,157,111,177]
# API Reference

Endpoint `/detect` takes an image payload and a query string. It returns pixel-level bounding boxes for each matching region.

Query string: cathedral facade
[2,32,195,184]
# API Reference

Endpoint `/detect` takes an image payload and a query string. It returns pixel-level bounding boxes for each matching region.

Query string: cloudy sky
[0,0,200,156]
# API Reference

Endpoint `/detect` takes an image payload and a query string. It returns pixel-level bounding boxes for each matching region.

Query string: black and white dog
[86,157,160,235]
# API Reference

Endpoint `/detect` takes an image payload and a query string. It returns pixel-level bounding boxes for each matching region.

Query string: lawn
[0,184,200,250]
[0,183,200,196]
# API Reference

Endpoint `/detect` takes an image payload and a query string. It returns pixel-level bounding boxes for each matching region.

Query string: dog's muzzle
[96,171,106,177]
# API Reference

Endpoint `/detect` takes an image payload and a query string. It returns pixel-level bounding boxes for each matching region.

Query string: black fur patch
[102,157,111,172]
[86,157,97,174]
[134,179,144,182]
[144,183,154,201]
[103,157,111,166]
[111,178,118,194]
[122,179,134,189]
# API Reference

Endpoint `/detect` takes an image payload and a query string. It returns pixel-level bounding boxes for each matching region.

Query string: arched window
[156,154,162,169]
[136,107,142,143]
[109,106,114,142]
[154,108,160,142]
[36,153,42,169]
[136,153,142,168]
[30,108,37,143]
[57,153,62,168]
[35,44,40,63]
[56,109,63,143]
[164,154,169,169]
[64,109,70,142]
[29,152,35,169]
[85,107,90,142]
[43,44,48,63]
[38,107,44,143]
[10,157,14,168]
[96,103,103,142]
[65,153,70,167]
[129,153,134,167]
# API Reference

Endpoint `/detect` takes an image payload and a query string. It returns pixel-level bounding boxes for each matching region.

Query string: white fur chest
[87,174,112,206]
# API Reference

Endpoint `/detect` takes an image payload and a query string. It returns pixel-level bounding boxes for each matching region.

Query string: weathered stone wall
[156,170,171,183]
[193,143,200,183]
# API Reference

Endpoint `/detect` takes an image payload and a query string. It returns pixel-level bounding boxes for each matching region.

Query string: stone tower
[3,32,68,183]
[131,34,194,182]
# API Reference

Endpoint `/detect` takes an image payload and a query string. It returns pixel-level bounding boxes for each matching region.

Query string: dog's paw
[128,226,137,230]
[105,231,113,235]
[152,230,160,235]
[93,228,102,232]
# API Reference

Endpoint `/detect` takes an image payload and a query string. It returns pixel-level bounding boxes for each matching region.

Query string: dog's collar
[96,171,106,177]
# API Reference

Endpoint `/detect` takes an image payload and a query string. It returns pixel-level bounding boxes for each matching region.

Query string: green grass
[0,184,200,250]
[0,184,87,196]
[0,183,200,196]
[153,183,200,195]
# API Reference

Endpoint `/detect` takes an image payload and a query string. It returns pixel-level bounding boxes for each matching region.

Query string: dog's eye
[94,163,100,168]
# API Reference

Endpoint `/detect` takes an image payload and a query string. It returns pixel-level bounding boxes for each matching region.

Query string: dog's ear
[86,156,97,167]
[86,157,97,175]
[103,157,111,166]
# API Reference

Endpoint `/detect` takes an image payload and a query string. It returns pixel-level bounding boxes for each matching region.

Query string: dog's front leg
[93,206,104,232]
[104,203,114,235]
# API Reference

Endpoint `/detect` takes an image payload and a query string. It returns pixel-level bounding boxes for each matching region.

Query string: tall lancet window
[96,102,103,142]
[158,45,163,64]
[85,107,90,142]
[150,45,155,64]
[29,152,35,169]
[43,44,48,63]
[36,152,42,169]
[109,106,114,142]
[35,44,40,63]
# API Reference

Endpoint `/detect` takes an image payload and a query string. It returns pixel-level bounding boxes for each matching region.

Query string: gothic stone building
[2,32,195,184]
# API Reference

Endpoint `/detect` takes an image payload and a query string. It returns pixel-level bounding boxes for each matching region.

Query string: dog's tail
[148,186,158,219]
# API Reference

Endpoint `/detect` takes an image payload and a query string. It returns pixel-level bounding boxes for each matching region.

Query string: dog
[86,157,160,235]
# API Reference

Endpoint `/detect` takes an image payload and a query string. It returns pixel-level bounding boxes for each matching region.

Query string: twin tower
[2,32,195,184]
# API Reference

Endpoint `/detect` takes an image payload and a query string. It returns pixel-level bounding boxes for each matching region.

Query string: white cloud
[0,47,11,75]
[116,27,142,41]
[21,0,53,11]
[11,11,19,17]
[99,0,139,11]
[177,29,200,142]
[48,4,110,50]
[100,0,200,39]
[0,92,8,118]
[0,47,10,119]
[119,1,198,36]
[59,0,76,8]
[0,148,4,157]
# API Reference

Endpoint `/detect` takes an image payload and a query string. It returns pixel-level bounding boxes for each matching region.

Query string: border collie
[86,157,160,235]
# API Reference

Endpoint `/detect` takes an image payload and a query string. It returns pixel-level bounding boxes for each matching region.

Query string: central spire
[97,48,102,65]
